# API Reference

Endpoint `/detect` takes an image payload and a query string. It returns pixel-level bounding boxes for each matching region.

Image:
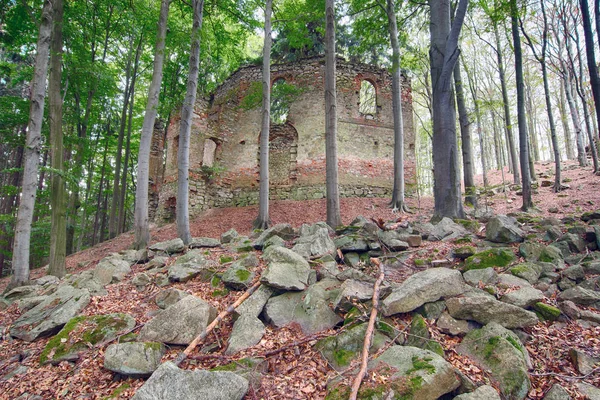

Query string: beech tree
[580,0,600,141]
[428,0,468,219]
[133,0,170,250]
[255,0,273,230]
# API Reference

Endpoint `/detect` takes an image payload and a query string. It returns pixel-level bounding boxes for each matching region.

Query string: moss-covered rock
[406,315,444,356]
[533,302,561,321]
[464,248,515,271]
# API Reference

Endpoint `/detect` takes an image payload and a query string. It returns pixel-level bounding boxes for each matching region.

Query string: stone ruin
[149,56,415,222]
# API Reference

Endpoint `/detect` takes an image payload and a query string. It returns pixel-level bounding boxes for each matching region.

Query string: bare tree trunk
[510,0,532,211]
[48,0,66,278]
[580,0,600,141]
[525,78,540,161]
[93,132,110,246]
[387,0,408,212]
[559,81,574,160]
[494,22,520,184]
[254,0,273,230]
[491,111,503,170]
[176,0,204,245]
[564,75,588,167]
[454,58,476,206]
[324,0,342,228]
[9,0,53,289]
[133,0,170,250]
[429,0,468,219]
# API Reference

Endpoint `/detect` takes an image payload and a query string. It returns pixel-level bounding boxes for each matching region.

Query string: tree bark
[133,0,170,250]
[9,0,53,288]
[324,0,342,228]
[454,58,476,206]
[48,0,66,278]
[463,60,488,187]
[510,0,532,211]
[255,0,273,230]
[491,111,503,170]
[580,0,600,142]
[176,0,204,245]
[564,75,587,167]
[559,80,574,160]
[387,0,408,212]
[93,131,110,246]
[428,0,468,219]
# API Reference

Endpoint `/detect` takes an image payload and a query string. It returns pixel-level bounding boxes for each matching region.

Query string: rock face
[104,342,166,377]
[292,225,336,259]
[382,268,466,316]
[234,285,274,318]
[225,315,265,355]
[559,286,600,305]
[189,237,221,248]
[93,256,132,285]
[168,250,215,283]
[486,215,525,243]
[446,293,539,328]
[131,361,248,400]
[10,285,91,342]
[453,385,501,400]
[154,288,189,309]
[458,323,530,400]
[428,217,469,241]
[149,238,185,254]
[260,245,311,291]
[138,295,217,345]
[222,263,254,290]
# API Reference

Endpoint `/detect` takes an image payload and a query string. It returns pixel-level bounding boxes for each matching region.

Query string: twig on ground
[530,366,600,380]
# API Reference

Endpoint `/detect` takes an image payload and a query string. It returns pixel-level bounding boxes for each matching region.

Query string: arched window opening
[202,138,217,167]
[359,80,376,116]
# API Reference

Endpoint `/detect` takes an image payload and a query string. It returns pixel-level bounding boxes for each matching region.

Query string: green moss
[220,255,234,264]
[505,336,524,355]
[533,302,561,321]
[143,342,163,351]
[464,248,515,271]
[239,81,263,110]
[237,245,254,253]
[406,356,436,374]
[454,236,473,244]
[211,275,221,288]
[81,314,129,345]
[455,219,479,232]
[39,315,86,364]
[212,288,229,297]
[119,332,137,343]
[332,348,356,367]
[343,307,362,326]
[103,383,130,399]
[483,336,501,359]
[414,259,426,266]
[235,268,251,282]
[510,264,529,276]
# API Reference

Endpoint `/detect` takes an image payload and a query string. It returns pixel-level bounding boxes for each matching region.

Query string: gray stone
[220,228,239,244]
[64,271,107,296]
[222,264,254,290]
[458,322,530,400]
[377,230,409,251]
[3,285,42,302]
[563,265,585,282]
[10,285,91,342]
[543,384,572,400]
[454,245,477,260]
[382,268,466,316]
[234,284,274,318]
[559,286,600,306]
[486,215,525,243]
[558,300,582,319]
[415,300,447,320]
[131,361,248,400]
[558,233,586,253]
[154,288,189,309]
[132,273,151,290]
[332,279,374,312]
[463,268,499,286]
[519,242,544,261]
[145,256,168,271]
[34,275,60,286]
[253,224,295,249]
[501,286,544,309]
[263,280,342,334]
[428,217,469,241]
[93,256,132,285]
[343,252,362,268]
[138,295,217,345]
[16,296,46,312]
[540,245,564,264]
[446,292,539,328]
[104,342,166,377]
[225,315,265,355]
[453,385,501,400]
[337,268,376,283]
[576,382,600,400]
[334,234,370,253]
[292,226,336,259]
[262,235,285,249]
[149,238,185,254]
[189,237,220,248]
[436,312,474,336]
[583,260,600,274]
[1,365,28,382]
[497,273,532,288]
[168,249,215,283]
[510,263,542,284]
[406,314,444,355]
[260,245,311,291]
[401,234,423,247]
[120,249,147,265]
[545,226,563,241]
[569,348,599,375]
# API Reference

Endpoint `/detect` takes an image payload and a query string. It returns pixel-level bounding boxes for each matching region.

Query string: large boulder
[334,234,370,253]
[559,286,600,306]
[428,217,469,241]
[131,361,248,400]
[464,248,515,271]
[10,285,91,342]
[225,315,265,355]
[104,342,166,377]
[252,224,295,249]
[39,313,135,364]
[234,284,274,318]
[382,268,466,316]
[168,250,215,283]
[458,322,531,400]
[510,263,542,284]
[149,238,185,254]
[188,237,221,248]
[292,225,336,259]
[446,292,539,328]
[138,295,216,345]
[93,256,132,286]
[154,288,189,309]
[500,286,544,309]
[453,385,501,400]
[486,215,525,243]
[222,263,254,290]
[64,270,107,296]
[377,230,409,251]
[260,246,311,291]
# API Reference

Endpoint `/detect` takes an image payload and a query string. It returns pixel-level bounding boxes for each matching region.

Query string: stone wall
[153,56,415,222]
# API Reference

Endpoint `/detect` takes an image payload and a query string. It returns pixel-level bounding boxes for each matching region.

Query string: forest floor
[1,159,599,399]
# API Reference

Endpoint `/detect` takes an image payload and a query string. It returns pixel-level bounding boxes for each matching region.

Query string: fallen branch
[530,366,600,380]
[349,258,385,400]
[173,280,262,366]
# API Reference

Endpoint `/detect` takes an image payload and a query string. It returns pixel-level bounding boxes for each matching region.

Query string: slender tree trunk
[525,80,540,161]
[564,75,587,167]
[559,81,574,160]
[176,0,204,245]
[510,0,532,211]
[494,22,520,184]
[491,111,503,170]
[429,0,468,219]
[454,58,476,206]
[9,0,53,289]
[48,0,66,278]
[324,0,342,228]
[255,0,273,230]
[387,0,408,212]
[580,0,600,141]
[93,131,110,246]
[134,0,170,249]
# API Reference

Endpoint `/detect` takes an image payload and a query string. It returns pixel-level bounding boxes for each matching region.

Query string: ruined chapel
[149,57,415,222]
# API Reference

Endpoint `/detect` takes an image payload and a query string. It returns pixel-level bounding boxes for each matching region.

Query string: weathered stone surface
[222,263,254,290]
[501,286,544,309]
[382,268,466,316]
[154,288,189,309]
[3,285,42,302]
[234,284,274,318]
[260,245,310,291]
[332,279,374,312]
[446,293,539,328]
[454,245,477,260]
[292,226,336,259]
[486,215,525,243]
[415,300,447,320]
[559,286,600,306]
[225,315,265,355]
[334,234,370,253]
[569,348,599,375]
[253,224,295,249]
[453,385,501,400]
[563,265,585,282]
[510,263,542,284]
[377,230,409,251]
[138,295,217,345]
[575,383,600,400]
[149,238,185,254]
[262,235,285,249]
[64,271,107,296]
[519,242,545,261]
[464,248,515,271]
[168,250,215,283]
[189,237,221,248]
[16,296,46,312]
[497,273,532,288]
[221,228,239,244]
[131,361,248,400]
[315,322,391,371]
[543,384,572,400]
[39,313,135,364]
[558,233,586,254]
[428,217,469,241]
[94,256,132,286]
[104,342,165,377]
[458,322,530,400]
[263,280,342,334]
[10,285,91,342]
[132,273,151,290]
[34,275,60,286]
[463,267,499,286]
[436,312,474,336]
[406,314,444,356]
[1,365,28,382]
